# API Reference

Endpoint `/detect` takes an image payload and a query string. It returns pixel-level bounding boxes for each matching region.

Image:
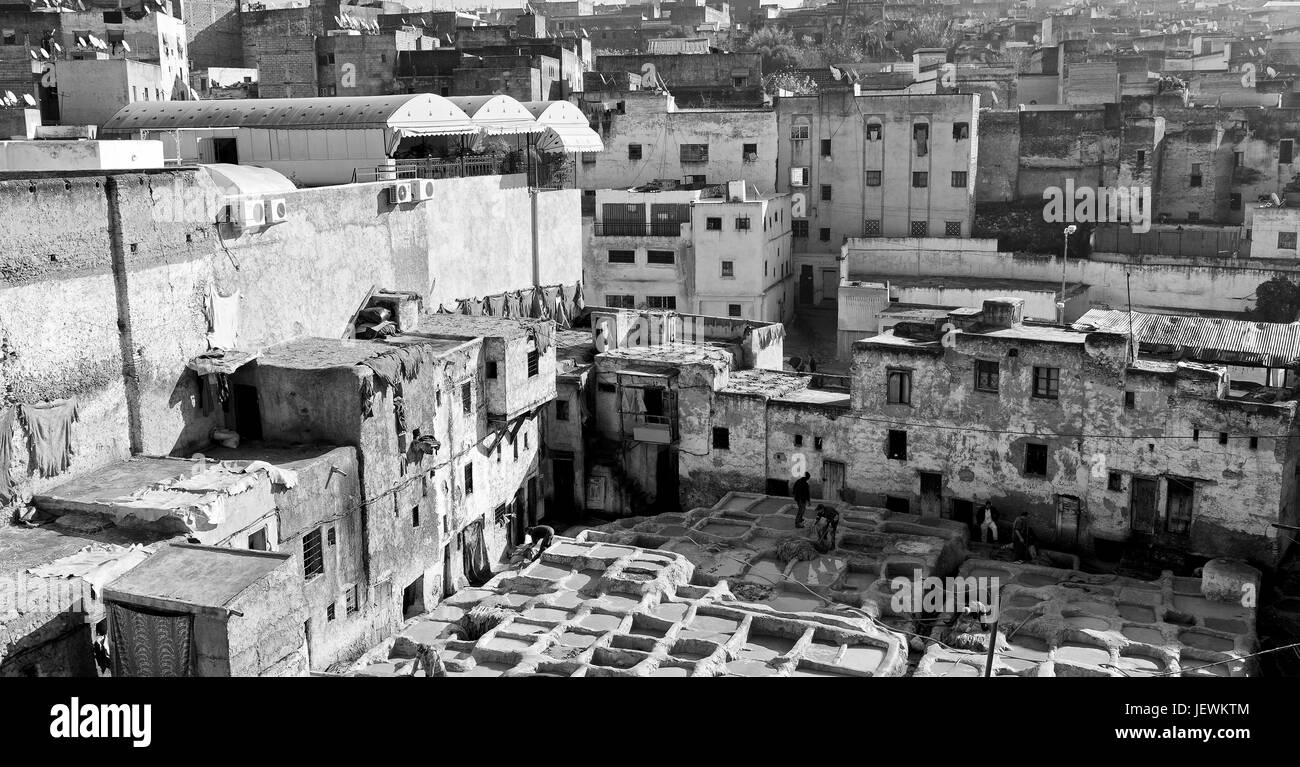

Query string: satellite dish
[1271,193,1282,205]
[29,50,38,60]
[76,36,86,47]
[334,15,343,25]
[122,40,131,53]
[76,0,84,9]
[38,48,49,59]
[4,91,16,103]
[1268,66,1278,78]
[581,27,589,38]
[23,93,36,106]
[53,42,63,52]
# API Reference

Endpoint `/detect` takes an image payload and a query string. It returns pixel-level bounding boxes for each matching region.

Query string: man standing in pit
[793,472,811,528]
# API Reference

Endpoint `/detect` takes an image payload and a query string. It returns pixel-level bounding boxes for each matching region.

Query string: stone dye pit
[348,537,910,677]
[579,492,969,618]
[914,559,1259,678]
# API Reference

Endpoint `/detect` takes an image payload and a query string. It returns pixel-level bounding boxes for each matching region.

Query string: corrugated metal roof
[102,94,478,134]
[1075,308,1300,367]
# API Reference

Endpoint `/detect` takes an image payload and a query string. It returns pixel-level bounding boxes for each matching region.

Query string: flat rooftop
[861,322,1092,349]
[846,273,1090,298]
[257,334,467,370]
[597,341,735,369]
[105,543,291,611]
[417,313,548,340]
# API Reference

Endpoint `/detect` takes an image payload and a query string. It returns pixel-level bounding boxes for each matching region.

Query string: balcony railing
[353,155,508,183]
[594,222,684,237]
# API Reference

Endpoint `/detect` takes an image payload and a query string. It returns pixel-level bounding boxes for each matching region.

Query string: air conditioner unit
[222,199,265,227]
[790,166,809,187]
[387,182,412,204]
[410,178,436,201]
[266,197,288,223]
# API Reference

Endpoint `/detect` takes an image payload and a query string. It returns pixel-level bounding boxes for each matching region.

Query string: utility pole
[1058,224,1077,324]
[983,615,999,677]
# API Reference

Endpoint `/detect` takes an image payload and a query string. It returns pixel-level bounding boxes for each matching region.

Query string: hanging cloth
[205,287,241,350]
[512,291,525,317]
[482,295,496,316]
[573,281,586,311]
[0,406,14,506]
[554,288,572,328]
[532,321,554,354]
[109,602,195,677]
[19,398,79,478]
[460,519,492,587]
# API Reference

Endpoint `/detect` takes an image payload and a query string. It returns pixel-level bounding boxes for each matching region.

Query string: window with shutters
[1033,367,1059,399]
[975,360,998,392]
[887,369,912,405]
[865,170,881,186]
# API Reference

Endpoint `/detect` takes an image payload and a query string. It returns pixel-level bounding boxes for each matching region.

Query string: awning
[187,348,259,376]
[393,125,486,141]
[537,124,604,153]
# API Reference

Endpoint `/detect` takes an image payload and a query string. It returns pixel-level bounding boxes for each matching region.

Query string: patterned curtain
[109,602,195,677]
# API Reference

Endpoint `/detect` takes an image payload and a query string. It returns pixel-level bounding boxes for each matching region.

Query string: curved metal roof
[102,94,479,134]
[521,100,604,153]
[446,95,543,135]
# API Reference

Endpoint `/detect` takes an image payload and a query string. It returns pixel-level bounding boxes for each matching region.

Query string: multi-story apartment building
[573,90,777,197]
[684,297,1300,569]
[584,180,795,322]
[775,89,980,307]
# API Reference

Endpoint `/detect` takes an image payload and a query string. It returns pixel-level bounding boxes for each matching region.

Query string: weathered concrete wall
[0,170,580,505]
[975,109,1020,203]
[575,92,777,192]
[679,391,768,509]
[226,557,309,676]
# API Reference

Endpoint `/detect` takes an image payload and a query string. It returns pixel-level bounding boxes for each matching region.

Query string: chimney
[981,298,1024,329]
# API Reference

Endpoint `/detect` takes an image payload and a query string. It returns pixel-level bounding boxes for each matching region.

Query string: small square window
[813,437,823,451]
[248,527,268,551]
[712,427,730,449]
[866,123,882,140]
[975,359,998,392]
[820,138,832,156]
[1250,436,1259,450]
[820,184,832,201]
[794,434,804,447]
[1279,231,1297,250]
[863,219,882,236]
[1107,471,1122,491]
[1124,391,1135,409]
[1219,432,1228,445]
[728,304,742,317]
[910,221,928,237]
[628,143,643,160]
[556,400,570,421]
[721,260,735,277]
[791,123,810,140]
[912,172,928,188]
[707,217,722,230]
[819,227,831,241]
[608,249,635,263]
[953,122,969,140]
[865,170,881,187]
[486,361,498,379]
[793,220,809,238]
[951,171,968,188]
[735,217,751,230]
[944,221,962,237]
[742,143,758,161]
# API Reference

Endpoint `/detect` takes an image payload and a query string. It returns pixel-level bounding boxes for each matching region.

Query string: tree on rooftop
[1251,275,1300,323]
[740,27,802,74]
